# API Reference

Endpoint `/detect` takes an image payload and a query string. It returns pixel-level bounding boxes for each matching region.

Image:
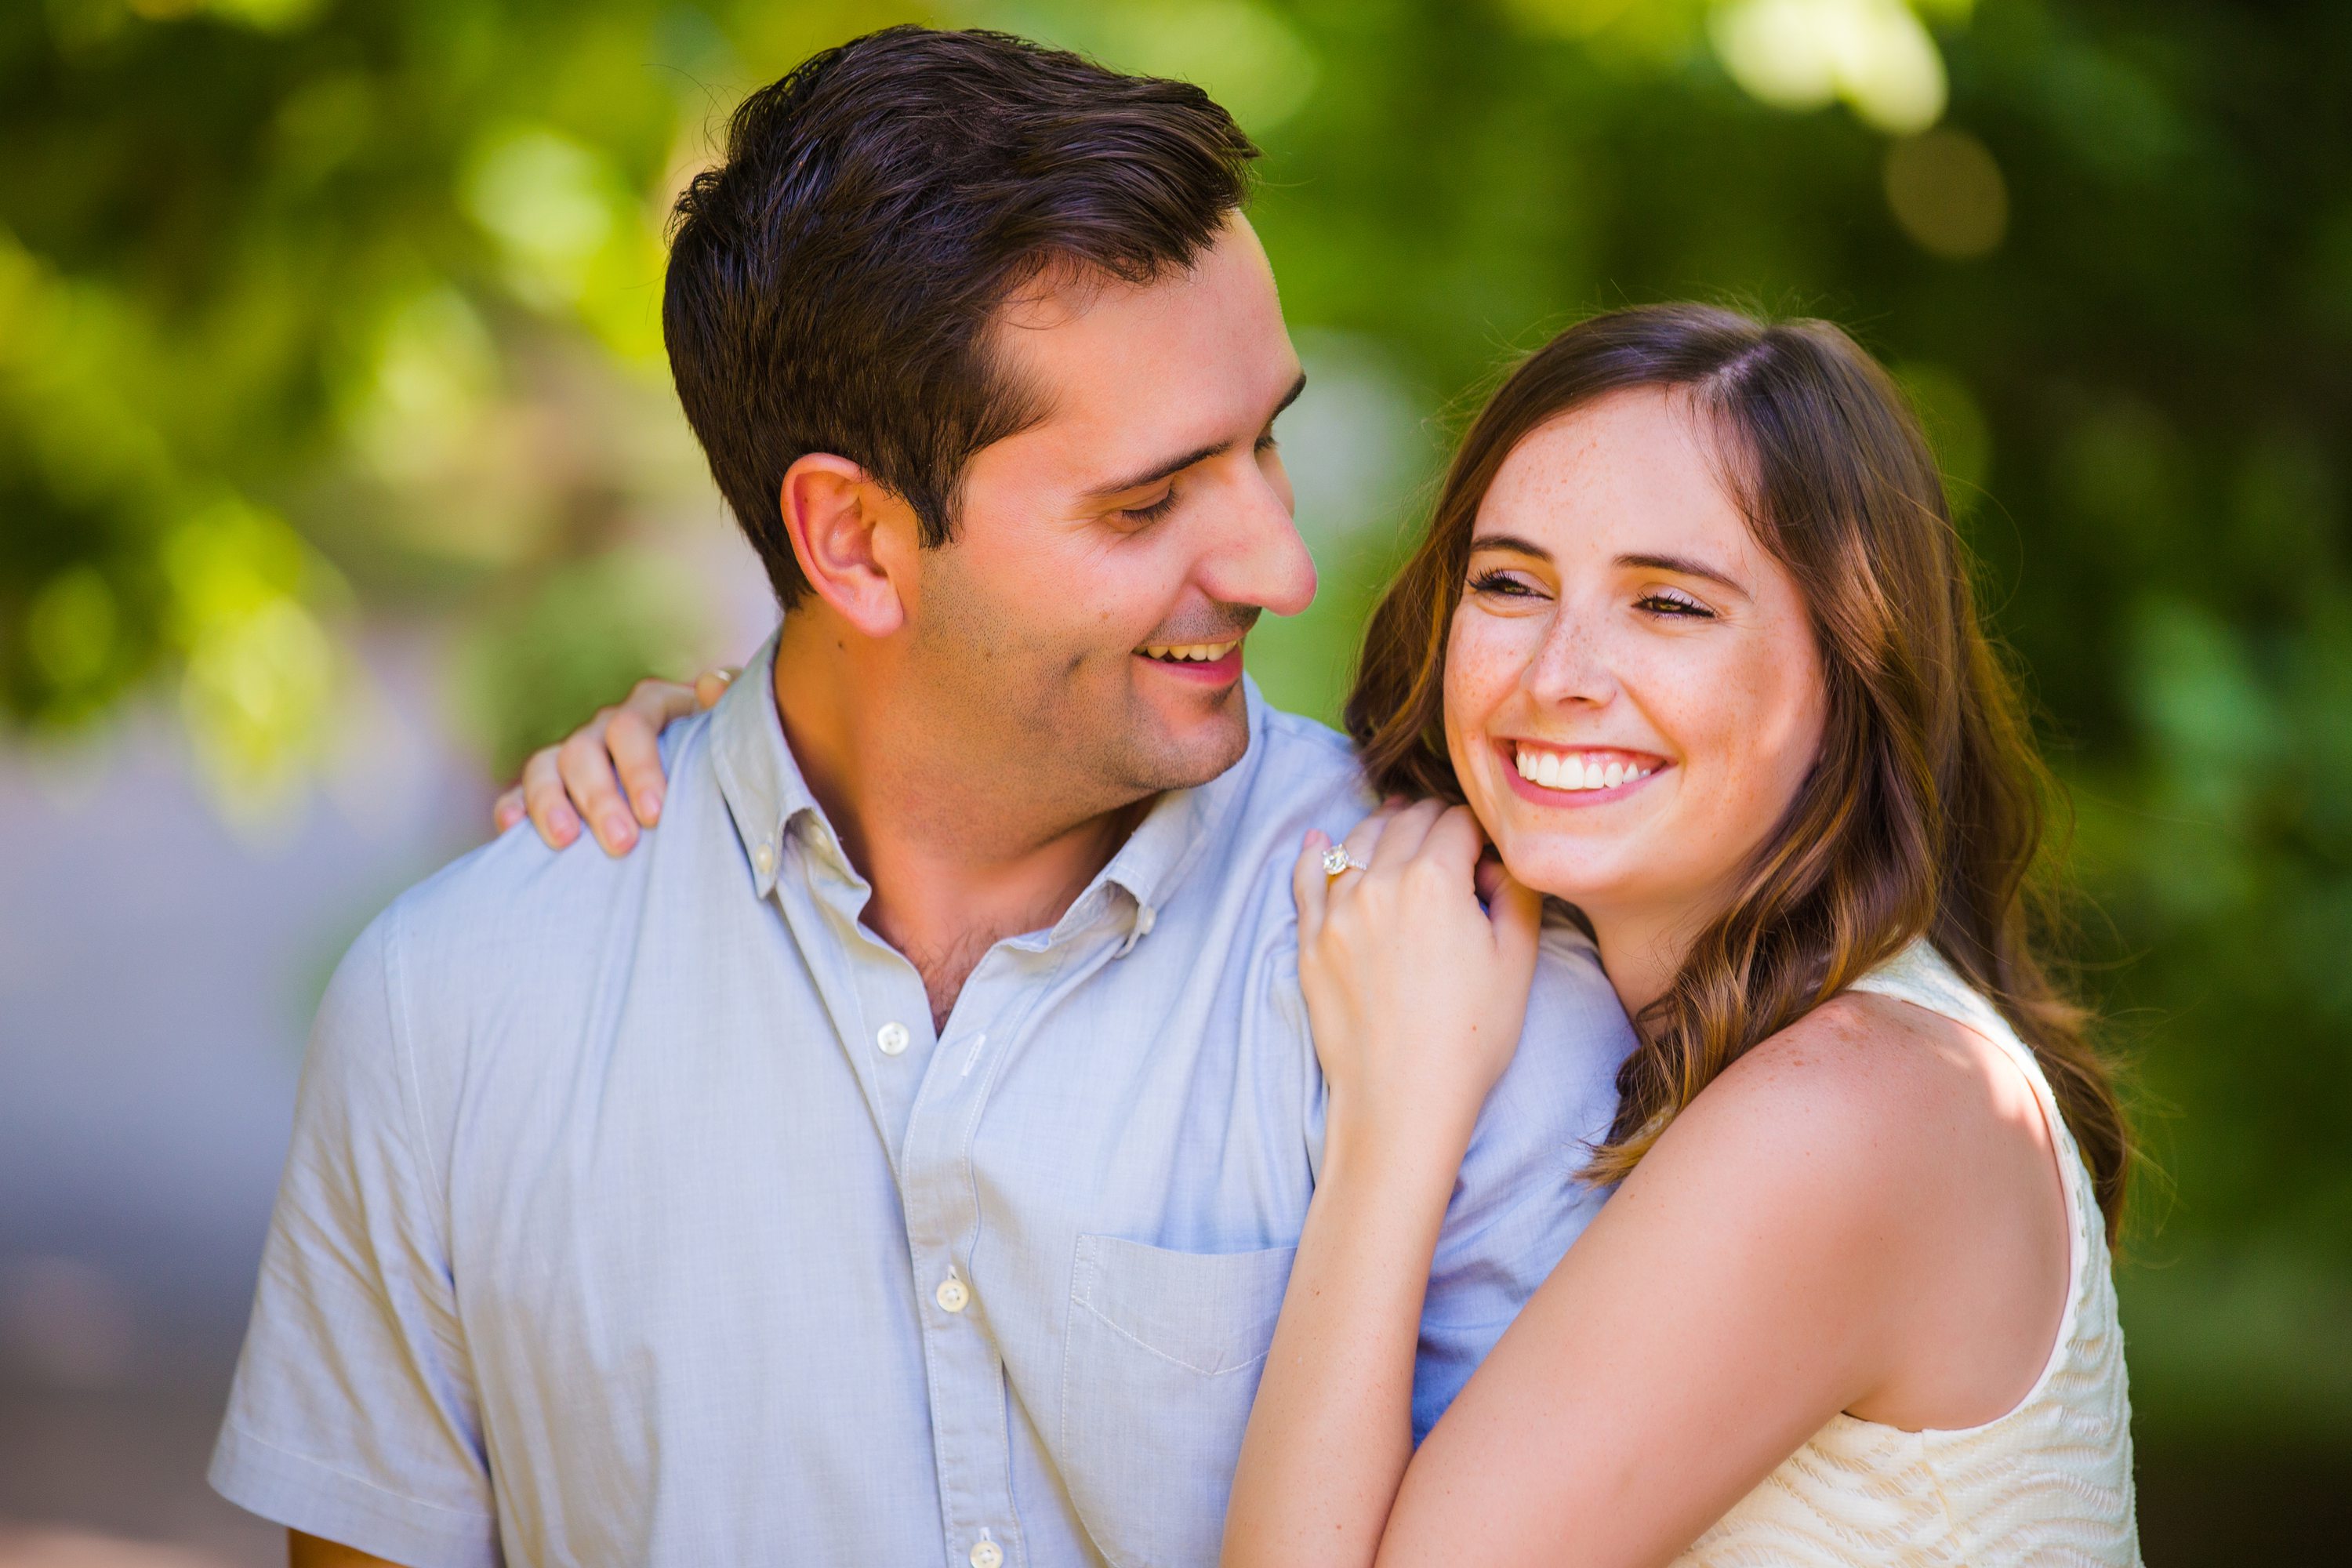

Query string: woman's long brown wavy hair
[1347,303,2130,1239]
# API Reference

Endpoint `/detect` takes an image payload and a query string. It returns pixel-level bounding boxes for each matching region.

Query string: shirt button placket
[904,977,1025,1568]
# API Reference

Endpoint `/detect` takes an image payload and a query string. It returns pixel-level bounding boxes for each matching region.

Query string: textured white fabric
[1678,941,2141,1567]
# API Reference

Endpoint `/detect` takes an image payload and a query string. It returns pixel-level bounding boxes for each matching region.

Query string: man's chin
[1120,688,1252,794]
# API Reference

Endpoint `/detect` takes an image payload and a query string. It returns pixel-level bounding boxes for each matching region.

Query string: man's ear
[779,453,921,637]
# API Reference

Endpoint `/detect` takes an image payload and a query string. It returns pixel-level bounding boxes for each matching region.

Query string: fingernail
[553,814,579,846]
[642,788,663,823]
[602,812,635,848]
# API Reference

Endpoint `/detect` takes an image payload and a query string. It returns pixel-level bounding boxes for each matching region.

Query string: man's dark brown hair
[663,26,1260,606]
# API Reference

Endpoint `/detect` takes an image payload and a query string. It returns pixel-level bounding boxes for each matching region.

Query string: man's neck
[771,620,1151,1029]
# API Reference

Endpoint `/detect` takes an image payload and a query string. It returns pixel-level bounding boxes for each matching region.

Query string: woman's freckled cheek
[1708,622,1823,829]
[1445,618,1516,718]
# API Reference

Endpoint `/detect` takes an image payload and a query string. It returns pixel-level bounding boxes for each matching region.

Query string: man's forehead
[982,220,1296,480]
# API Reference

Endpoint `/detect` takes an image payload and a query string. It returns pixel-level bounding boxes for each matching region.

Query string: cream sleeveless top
[1676,941,2141,1566]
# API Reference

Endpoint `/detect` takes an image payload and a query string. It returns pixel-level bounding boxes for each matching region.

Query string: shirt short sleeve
[209,906,502,1568]
[1410,923,1635,1440]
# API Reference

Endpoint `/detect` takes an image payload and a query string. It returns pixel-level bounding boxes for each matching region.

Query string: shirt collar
[1076,684,1265,942]
[710,628,822,901]
[711,626,1269,944]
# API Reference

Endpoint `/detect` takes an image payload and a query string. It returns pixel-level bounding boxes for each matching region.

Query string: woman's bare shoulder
[1720,988,2038,1139]
[1640,985,2070,1426]
[1645,987,2056,1243]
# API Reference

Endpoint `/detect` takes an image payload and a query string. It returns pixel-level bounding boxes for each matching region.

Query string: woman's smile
[1500,741,1671,804]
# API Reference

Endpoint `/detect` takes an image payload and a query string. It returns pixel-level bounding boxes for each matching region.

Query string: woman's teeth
[1141,640,1240,663]
[1513,747,1655,793]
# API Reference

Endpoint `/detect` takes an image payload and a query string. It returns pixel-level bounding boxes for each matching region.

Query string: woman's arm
[1221,1073,1465,1567]
[1222,801,1542,1568]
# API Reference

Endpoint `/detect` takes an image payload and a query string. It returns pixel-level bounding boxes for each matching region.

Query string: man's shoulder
[1232,699,1372,827]
[1254,700,1359,775]
[368,710,731,1014]
[1526,916,1635,1056]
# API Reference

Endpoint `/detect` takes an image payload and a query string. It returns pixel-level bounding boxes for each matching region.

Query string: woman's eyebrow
[1617,551,1752,597]
[1467,532,1553,561]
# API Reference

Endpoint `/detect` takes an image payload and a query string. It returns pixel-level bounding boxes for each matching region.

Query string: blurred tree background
[3,0,2347,1555]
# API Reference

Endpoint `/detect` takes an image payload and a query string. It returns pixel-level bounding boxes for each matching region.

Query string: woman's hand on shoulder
[492,668,736,854]
[1292,800,1544,1166]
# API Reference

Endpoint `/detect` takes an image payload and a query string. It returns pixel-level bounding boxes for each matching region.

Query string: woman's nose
[1524,622,1617,708]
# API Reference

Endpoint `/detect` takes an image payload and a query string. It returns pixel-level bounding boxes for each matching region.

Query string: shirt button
[969,1540,1003,1568]
[877,1022,910,1057]
[935,1276,970,1313]
[752,841,775,877]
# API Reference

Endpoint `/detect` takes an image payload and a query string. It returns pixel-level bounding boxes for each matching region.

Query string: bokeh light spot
[1711,0,1948,136]
[1884,126,2008,258]
[463,129,626,307]
[159,499,339,819]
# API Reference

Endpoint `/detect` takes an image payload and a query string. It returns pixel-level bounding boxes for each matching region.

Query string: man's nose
[1197,464,1316,618]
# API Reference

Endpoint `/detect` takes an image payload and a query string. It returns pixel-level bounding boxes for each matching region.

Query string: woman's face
[1443,387,1829,928]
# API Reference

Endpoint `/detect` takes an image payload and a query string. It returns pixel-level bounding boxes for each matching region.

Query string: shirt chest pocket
[1058,1233,1298,1568]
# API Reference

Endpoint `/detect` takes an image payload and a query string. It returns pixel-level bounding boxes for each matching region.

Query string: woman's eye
[1468,568,1538,598]
[1636,590,1714,619]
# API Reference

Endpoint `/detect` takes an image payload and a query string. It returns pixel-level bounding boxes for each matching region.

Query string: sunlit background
[3,1,2347,1562]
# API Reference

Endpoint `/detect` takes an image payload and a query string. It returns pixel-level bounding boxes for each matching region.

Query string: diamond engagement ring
[1322,845,1370,877]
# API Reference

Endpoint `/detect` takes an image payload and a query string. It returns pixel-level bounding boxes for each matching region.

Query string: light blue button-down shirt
[211,637,1634,1568]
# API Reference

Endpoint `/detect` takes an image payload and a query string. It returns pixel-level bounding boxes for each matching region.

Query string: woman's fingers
[610,677,699,827]
[692,666,737,710]
[1294,830,1334,942]
[492,786,526,834]
[1472,848,1508,906]
[1486,863,1544,961]
[1416,804,1487,877]
[557,717,639,855]
[508,672,710,851]
[605,713,666,828]
[1363,797,1446,876]
[1326,807,1398,903]
[519,745,581,849]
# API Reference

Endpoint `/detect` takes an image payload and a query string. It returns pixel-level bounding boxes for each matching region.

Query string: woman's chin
[1489,840,1644,912]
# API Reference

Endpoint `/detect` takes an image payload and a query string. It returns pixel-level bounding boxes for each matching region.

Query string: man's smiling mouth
[1138,639,1243,664]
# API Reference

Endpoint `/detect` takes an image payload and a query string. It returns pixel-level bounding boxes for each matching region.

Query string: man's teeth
[1141,640,1240,663]
[1513,748,1655,792]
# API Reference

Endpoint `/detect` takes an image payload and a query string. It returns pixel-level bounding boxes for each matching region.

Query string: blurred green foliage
[4,0,2349,1486]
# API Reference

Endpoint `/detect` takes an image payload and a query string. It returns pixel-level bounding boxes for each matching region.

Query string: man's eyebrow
[1083,372,1309,502]
[1617,551,1752,597]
